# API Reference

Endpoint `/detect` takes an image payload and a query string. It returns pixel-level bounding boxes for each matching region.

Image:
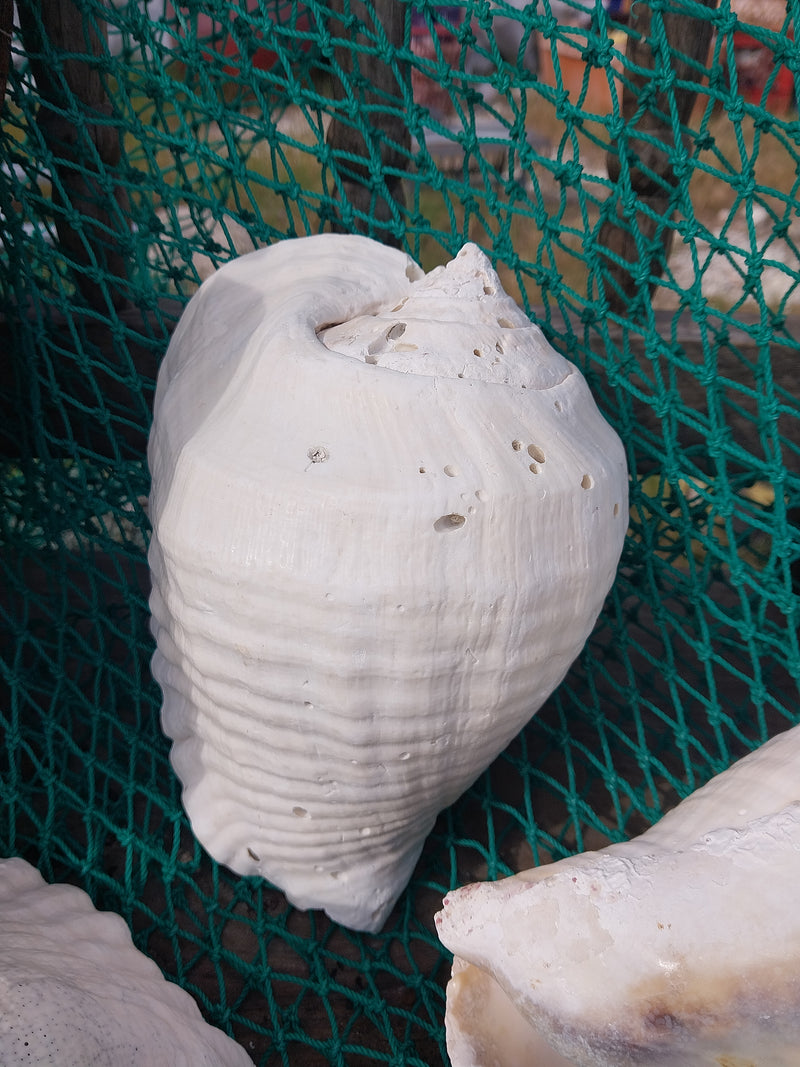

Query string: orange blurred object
[536,32,623,115]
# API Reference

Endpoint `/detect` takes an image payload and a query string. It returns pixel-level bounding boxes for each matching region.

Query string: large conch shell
[436,722,800,1066]
[0,857,251,1066]
[147,233,628,932]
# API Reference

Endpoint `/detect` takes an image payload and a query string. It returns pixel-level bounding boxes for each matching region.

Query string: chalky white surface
[148,234,628,931]
[0,857,252,1066]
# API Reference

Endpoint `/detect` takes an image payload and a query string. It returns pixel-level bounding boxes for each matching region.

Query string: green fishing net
[1,0,798,1063]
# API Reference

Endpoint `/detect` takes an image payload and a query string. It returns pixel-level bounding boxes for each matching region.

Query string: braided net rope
[1,0,799,1062]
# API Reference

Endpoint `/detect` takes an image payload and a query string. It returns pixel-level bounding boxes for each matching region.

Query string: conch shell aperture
[147,234,628,932]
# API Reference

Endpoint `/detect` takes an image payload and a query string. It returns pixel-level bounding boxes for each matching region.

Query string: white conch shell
[0,857,251,1066]
[147,233,628,932]
[436,722,800,1066]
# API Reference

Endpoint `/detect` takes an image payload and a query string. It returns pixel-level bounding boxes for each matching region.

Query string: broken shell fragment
[436,722,800,1066]
[147,234,628,932]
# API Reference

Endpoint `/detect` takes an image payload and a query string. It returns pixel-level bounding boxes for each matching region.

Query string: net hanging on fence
[1,0,799,1063]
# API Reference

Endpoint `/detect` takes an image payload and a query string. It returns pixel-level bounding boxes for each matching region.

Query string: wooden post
[599,0,717,315]
[15,0,131,310]
[325,0,409,247]
[0,0,12,105]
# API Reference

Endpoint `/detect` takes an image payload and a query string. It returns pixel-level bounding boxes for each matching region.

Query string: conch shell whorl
[148,234,628,932]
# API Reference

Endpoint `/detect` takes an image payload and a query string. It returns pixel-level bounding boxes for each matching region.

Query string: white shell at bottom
[0,857,251,1066]
[436,722,800,1066]
[148,234,628,932]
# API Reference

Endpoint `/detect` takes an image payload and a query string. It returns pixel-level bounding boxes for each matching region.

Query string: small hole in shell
[529,463,539,474]
[247,847,260,862]
[581,474,594,490]
[555,400,563,412]
[434,513,467,531]
[387,322,406,341]
[495,342,504,354]
[613,502,620,516]
[528,444,545,463]
[497,316,514,328]
[293,806,310,818]
[399,751,410,760]
[444,464,459,477]
[484,284,495,295]
[511,439,523,451]
[419,467,426,474]
[307,446,329,464]
[473,348,482,357]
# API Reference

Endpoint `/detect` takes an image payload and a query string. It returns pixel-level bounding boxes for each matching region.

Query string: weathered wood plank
[599,0,718,314]
[325,0,409,246]
[0,0,12,104]
[15,0,131,309]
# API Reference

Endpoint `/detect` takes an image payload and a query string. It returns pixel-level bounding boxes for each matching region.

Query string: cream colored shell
[436,722,800,1066]
[0,857,252,1066]
[147,234,628,932]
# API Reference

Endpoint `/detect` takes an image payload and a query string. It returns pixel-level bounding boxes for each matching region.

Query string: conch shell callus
[148,234,628,933]
[436,722,800,1067]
